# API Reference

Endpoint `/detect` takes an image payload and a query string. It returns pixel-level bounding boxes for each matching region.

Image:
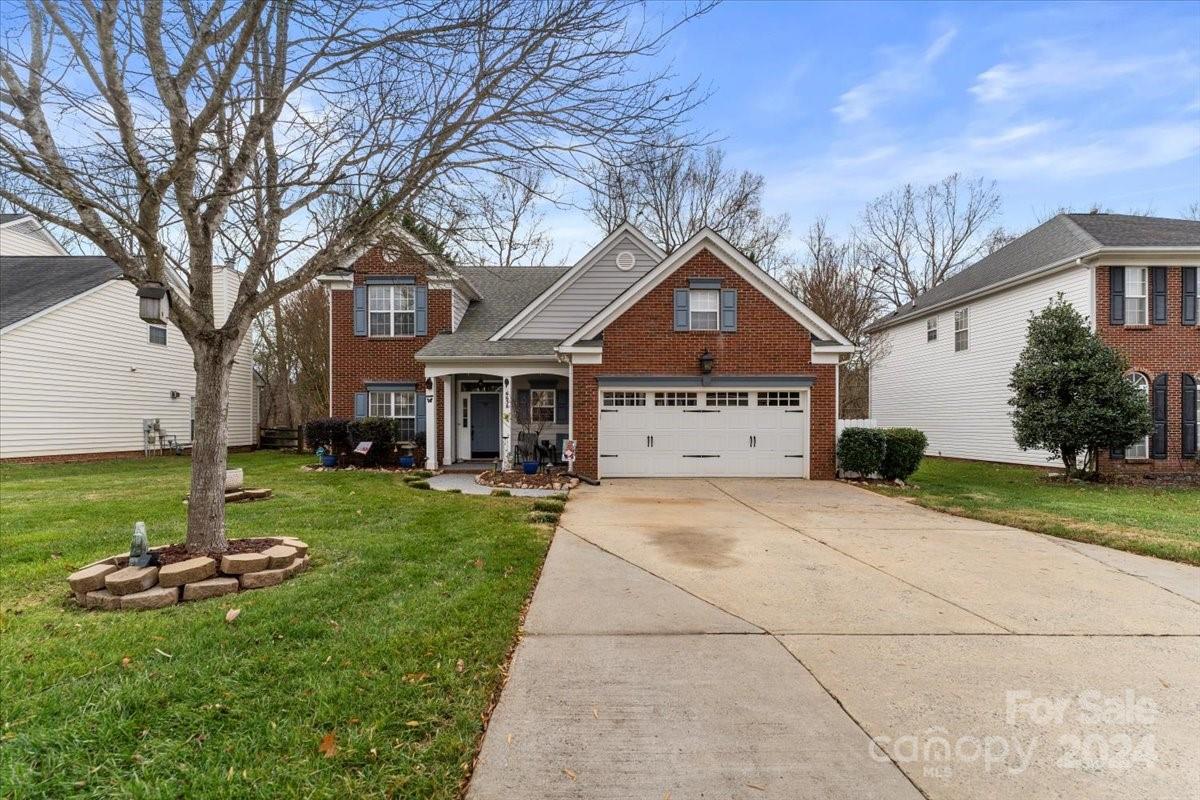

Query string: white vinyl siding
[0,220,63,255]
[0,267,255,458]
[870,264,1091,467]
[450,287,469,332]
[508,234,658,339]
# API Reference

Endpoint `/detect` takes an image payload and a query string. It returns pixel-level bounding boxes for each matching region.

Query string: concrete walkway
[467,479,1200,800]
[427,472,559,497]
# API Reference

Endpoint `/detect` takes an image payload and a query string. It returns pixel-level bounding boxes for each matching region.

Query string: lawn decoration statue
[128,521,159,567]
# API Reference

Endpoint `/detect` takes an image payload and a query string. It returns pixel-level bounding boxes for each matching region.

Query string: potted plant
[305,417,350,467]
[397,441,416,468]
[316,446,338,468]
[515,393,547,475]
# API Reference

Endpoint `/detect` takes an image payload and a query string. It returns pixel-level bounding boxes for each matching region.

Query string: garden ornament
[129,521,152,567]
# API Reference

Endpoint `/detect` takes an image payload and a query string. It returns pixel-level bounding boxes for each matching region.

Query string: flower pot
[224,468,244,491]
[522,460,539,475]
[398,455,415,468]
[320,454,338,468]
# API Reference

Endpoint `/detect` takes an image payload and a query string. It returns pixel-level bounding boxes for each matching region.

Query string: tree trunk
[1061,447,1077,478]
[271,300,294,428]
[187,342,235,554]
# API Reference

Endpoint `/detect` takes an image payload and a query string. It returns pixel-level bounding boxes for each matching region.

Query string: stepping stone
[243,488,272,500]
[262,544,297,569]
[158,556,216,588]
[105,566,159,596]
[240,567,288,589]
[182,576,240,601]
[278,538,308,556]
[220,552,269,574]
[284,555,310,578]
[68,562,119,593]
[85,589,120,610]
[120,585,179,610]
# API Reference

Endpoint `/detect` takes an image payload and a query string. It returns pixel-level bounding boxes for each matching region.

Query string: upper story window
[954,309,969,351]
[1124,267,1148,325]
[368,285,415,337]
[148,325,167,345]
[689,289,720,331]
[926,318,937,342]
[369,390,416,441]
[530,389,556,423]
[1125,372,1149,459]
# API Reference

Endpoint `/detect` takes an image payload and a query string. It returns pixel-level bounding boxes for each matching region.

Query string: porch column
[442,377,454,466]
[500,376,514,469]
[424,378,438,470]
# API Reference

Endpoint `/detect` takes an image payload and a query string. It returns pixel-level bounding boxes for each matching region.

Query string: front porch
[422,361,570,471]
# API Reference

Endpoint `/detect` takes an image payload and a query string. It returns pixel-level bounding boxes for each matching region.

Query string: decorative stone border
[475,469,578,492]
[66,537,310,611]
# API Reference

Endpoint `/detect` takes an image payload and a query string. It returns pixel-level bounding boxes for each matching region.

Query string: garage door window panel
[757,391,803,407]
[602,391,646,407]
[706,391,749,407]
[655,392,697,407]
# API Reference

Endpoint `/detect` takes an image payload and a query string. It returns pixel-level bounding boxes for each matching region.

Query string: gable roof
[561,228,854,349]
[0,213,71,256]
[415,265,569,359]
[1,255,123,330]
[866,213,1200,333]
[489,222,665,341]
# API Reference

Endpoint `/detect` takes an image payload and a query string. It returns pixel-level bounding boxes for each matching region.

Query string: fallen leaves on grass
[225,608,241,623]
[318,733,338,758]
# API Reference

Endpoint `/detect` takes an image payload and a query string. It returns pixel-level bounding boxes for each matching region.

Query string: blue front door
[470,394,500,458]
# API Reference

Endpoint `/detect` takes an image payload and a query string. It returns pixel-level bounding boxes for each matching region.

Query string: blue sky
[548,0,1200,261]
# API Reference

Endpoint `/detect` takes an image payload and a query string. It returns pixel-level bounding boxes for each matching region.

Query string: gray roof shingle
[1,256,123,329]
[867,213,1200,332]
[0,213,26,225]
[416,265,568,358]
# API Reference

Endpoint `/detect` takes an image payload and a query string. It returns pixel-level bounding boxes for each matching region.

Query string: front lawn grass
[864,457,1200,565]
[0,452,550,799]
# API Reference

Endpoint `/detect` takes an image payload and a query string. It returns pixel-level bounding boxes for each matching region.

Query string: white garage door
[598,388,809,478]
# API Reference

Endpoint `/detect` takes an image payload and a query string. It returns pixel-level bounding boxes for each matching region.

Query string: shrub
[528,511,560,525]
[880,428,928,481]
[348,417,397,466]
[304,418,350,454]
[837,427,886,476]
[407,480,431,490]
[444,488,463,494]
[548,493,569,502]
[532,499,565,513]
[490,489,511,497]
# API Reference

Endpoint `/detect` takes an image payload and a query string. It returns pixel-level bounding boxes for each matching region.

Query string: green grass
[865,457,1200,564]
[0,452,550,799]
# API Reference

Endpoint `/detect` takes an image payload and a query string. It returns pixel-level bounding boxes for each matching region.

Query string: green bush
[348,417,397,466]
[837,427,886,476]
[880,428,928,481]
[407,480,431,490]
[304,418,350,454]
[490,489,511,497]
[528,511,560,525]
[532,499,565,513]
[548,493,569,502]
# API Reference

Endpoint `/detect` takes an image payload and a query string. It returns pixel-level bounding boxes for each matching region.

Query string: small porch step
[441,459,495,474]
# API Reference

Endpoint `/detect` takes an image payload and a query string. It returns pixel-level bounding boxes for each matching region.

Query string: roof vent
[615,250,637,271]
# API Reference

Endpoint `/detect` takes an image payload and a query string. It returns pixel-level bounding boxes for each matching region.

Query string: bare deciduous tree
[460,167,555,266]
[859,173,1001,307]
[254,282,328,427]
[587,138,794,273]
[0,0,708,551]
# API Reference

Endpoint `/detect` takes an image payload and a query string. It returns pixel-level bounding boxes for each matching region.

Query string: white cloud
[972,47,1196,105]
[834,27,957,122]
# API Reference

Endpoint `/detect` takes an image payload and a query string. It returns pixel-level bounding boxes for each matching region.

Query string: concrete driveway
[467,479,1200,800]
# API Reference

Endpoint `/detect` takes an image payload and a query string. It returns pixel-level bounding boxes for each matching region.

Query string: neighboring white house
[867,213,1200,471]
[0,214,256,460]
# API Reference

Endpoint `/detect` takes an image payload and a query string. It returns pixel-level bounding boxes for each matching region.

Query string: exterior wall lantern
[698,349,715,374]
[136,282,170,324]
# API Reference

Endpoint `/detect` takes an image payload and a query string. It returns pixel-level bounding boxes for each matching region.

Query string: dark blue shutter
[516,389,530,425]
[1182,373,1197,458]
[414,285,428,336]
[1183,268,1197,326]
[673,288,689,331]
[1151,373,1168,459]
[1109,267,1124,325]
[354,392,368,419]
[720,289,737,332]
[353,286,367,336]
[1151,267,1167,325]
[555,385,568,424]
[415,392,426,440]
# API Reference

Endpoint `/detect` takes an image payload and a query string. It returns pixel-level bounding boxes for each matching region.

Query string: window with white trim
[367,285,416,337]
[1124,267,1148,325]
[148,325,167,345]
[689,289,719,331]
[926,318,937,342]
[1125,373,1149,459]
[757,391,803,407]
[706,391,749,407]
[954,308,969,351]
[602,391,646,407]
[531,389,556,423]
[369,390,416,441]
[654,391,698,407]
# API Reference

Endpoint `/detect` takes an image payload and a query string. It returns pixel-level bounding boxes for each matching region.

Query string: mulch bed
[152,538,283,566]
[476,469,574,490]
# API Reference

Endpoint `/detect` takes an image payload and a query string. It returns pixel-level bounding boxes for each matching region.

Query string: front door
[470,393,500,458]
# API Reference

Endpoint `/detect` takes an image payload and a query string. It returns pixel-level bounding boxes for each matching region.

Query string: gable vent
[615,251,637,271]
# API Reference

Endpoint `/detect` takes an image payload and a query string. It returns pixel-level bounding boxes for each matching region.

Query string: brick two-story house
[868,213,1199,476]
[319,225,855,479]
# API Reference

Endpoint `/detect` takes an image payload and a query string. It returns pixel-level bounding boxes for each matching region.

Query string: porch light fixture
[424,377,433,390]
[136,282,170,324]
[698,349,715,374]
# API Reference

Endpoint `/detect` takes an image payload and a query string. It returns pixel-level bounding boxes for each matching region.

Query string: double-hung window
[689,289,720,331]
[1124,267,1148,325]
[1125,373,1149,459]
[531,389,556,423]
[954,309,969,352]
[369,390,416,442]
[148,325,167,345]
[926,318,937,342]
[368,285,416,337]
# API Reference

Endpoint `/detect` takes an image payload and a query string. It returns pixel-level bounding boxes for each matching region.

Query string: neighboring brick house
[319,225,854,479]
[867,213,1199,476]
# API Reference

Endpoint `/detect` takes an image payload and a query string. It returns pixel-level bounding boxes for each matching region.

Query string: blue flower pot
[398,455,415,468]
[321,454,338,467]
[522,460,539,475]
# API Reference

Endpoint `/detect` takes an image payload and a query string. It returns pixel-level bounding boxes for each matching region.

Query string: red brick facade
[1094,265,1199,474]
[571,248,838,480]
